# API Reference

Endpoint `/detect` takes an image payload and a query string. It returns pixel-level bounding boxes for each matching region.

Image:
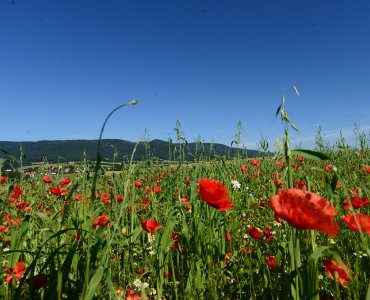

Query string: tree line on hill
[0,139,265,165]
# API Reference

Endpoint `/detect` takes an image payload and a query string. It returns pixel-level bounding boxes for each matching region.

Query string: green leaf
[310,246,329,262]
[35,212,54,226]
[291,149,331,161]
[0,146,19,162]
[85,266,105,300]
[275,104,282,119]
[283,114,299,131]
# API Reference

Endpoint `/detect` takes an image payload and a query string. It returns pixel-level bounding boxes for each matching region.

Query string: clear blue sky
[1,0,370,150]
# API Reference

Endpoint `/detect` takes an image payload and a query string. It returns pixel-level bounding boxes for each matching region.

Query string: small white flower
[142,282,149,289]
[149,249,156,255]
[133,278,142,289]
[150,288,157,295]
[329,239,336,245]
[231,180,241,189]
[243,234,250,239]
[148,233,155,243]
[318,274,323,280]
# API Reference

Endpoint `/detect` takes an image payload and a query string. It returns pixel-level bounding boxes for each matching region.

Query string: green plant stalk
[284,123,299,299]
[284,129,293,189]
[91,100,138,200]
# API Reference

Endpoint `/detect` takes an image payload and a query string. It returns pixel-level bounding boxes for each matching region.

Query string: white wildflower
[142,282,149,289]
[231,180,241,189]
[133,278,142,289]
[148,233,155,243]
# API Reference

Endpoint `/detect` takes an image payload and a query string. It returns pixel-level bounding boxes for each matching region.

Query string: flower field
[1,145,369,299]
[1,101,369,300]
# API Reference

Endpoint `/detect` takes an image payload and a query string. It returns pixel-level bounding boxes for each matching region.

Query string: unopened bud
[121,227,127,236]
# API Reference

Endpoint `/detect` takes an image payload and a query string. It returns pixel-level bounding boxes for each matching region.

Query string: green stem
[91,100,137,200]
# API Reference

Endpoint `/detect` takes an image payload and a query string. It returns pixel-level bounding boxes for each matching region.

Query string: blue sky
[1,0,370,150]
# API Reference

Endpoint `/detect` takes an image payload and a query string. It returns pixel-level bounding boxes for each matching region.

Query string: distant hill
[0,139,263,164]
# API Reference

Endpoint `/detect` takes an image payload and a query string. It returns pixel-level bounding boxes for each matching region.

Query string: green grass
[0,146,369,299]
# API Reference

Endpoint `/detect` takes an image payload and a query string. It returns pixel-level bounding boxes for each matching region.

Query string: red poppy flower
[60,177,71,186]
[225,231,232,243]
[140,218,162,234]
[297,180,307,190]
[135,181,143,188]
[116,194,124,202]
[197,178,234,211]
[341,213,370,234]
[92,214,109,229]
[126,288,146,300]
[11,185,23,199]
[267,256,277,271]
[296,156,304,163]
[145,187,152,194]
[249,226,264,239]
[241,165,247,173]
[274,179,286,188]
[74,232,81,240]
[324,164,335,173]
[3,213,21,226]
[224,251,232,264]
[4,261,26,283]
[49,187,61,196]
[43,175,52,183]
[141,197,150,208]
[242,248,253,256]
[363,166,370,174]
[60,187,68,196]
[75,194,82,202]
[275,161,284,168]
[171,232,180,251]
[269,189,340,237]
[0,176,8,183]
[251,159,259,168]
[179,197,191,212]
[154,186,162,194]
[323,258,350,287]
[342,196,369,210]
[0,225,9,232]
[264,228,275,244]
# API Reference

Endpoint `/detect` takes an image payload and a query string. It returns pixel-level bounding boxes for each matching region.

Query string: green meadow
[1,100,369,300]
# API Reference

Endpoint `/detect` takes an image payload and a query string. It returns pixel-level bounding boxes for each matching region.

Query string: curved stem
[91,100,138,200]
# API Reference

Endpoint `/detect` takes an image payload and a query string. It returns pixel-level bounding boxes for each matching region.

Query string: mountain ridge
[0,139,262,163]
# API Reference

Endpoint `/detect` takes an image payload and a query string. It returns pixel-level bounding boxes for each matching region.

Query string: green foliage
[0,139,262,165]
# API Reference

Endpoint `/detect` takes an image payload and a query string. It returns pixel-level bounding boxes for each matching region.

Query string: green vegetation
[0,139,262,165]
[0,99,369,299]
